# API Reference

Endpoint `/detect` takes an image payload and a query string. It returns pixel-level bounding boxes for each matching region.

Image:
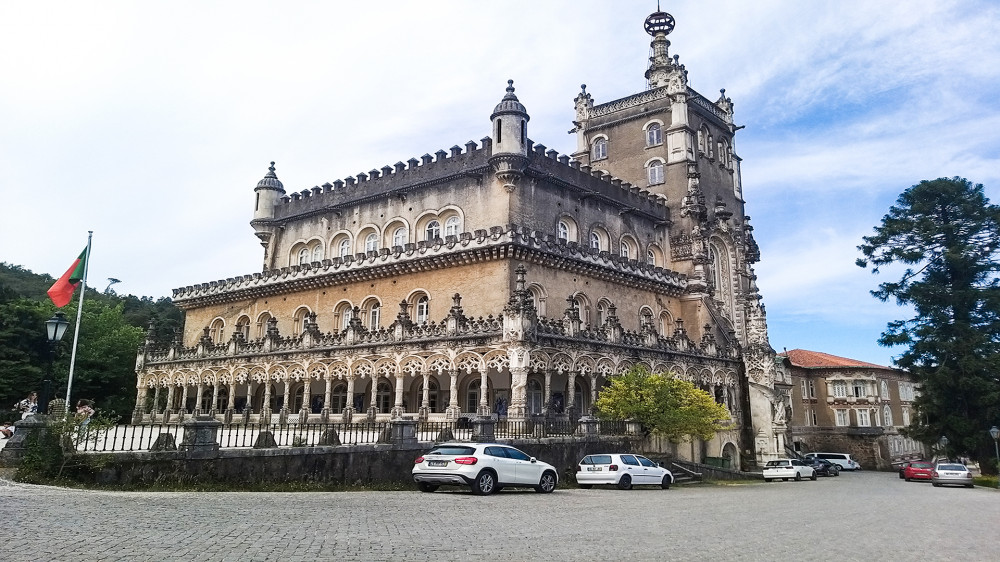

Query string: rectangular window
[853,381,865,398]
[810,409,818,425]
[832,381,847,398]
[835,409,849,426]
[902,407,911,426]
[857,409,870,427]
[800,380,807,399]
[808,380,815,398]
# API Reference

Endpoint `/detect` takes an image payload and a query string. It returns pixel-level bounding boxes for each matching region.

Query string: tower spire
[644,8,682,90]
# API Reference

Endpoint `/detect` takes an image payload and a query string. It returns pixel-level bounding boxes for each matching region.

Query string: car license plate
[428,460,447,467]
[587,467,602,471]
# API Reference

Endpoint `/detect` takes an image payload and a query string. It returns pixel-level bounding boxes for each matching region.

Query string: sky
[2,1,999,368]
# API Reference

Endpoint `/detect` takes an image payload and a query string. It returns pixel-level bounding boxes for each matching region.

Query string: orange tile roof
[782,348,889,370]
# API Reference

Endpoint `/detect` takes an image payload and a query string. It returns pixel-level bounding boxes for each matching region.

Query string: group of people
[2,391,96,439]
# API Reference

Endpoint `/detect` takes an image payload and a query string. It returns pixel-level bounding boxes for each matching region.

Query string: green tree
[0,298,51,420]
[857,177,1000,473]
[594,366,730,442]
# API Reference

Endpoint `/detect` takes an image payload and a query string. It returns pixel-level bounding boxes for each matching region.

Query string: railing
[72,418,637,453]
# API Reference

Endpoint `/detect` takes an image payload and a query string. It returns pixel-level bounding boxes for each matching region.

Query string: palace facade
[132,9,788,468]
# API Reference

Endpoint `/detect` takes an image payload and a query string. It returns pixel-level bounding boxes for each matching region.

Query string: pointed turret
[488,80,530,192]
[251,161,285,269]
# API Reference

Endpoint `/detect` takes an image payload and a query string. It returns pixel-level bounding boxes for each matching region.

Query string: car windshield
[427,446,475,456]
[581,455,613,465]
[765,460,789,467]
[911,462,932,468]
[937,464,966,471]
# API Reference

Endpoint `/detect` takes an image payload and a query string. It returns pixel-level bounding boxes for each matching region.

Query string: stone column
[132,386,147,424]
[152,386,161,415]
[446,369,461,420]
[543,369,552,417]
[194,383,205,415]
[477,370,490,417]
[301,377,312,422]
[391,373,405,418]
[368,379,379,421]
[343,376,356,423]
[281,379,292,423]
[566,372,577,420]
[589,375,598,416]
[322,376,333,422]
[419,372,430,421]
[508,366,528,421]
[210,383,219,416]
[165,385,175,421]
[225,381,236,424]
[179,385,189,414]
[262,382,272,425]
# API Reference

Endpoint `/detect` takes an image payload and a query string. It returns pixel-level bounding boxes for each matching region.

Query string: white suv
[576,453,674,490]
[412,442,558,495]
[804,452,861,471]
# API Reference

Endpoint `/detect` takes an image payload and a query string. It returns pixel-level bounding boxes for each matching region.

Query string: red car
[902,461,934,481]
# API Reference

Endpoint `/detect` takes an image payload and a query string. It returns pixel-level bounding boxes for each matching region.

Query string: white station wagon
[763,458,817,482]
[576,453,674,490]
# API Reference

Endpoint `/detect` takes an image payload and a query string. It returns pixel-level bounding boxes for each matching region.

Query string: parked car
[902,461,934,482]
[931,462,974,488]
[763,458,816,482]
[803,452,861,471]
[576,453,674,490]
[412,442,558,495]
[804,457,840,477]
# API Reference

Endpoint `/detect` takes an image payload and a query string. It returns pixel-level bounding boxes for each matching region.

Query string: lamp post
[41,312,70,415]
[938,435,949,462]
[989,426,1000,479]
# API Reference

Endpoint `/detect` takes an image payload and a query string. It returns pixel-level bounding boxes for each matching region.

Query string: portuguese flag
[47,248,88,308]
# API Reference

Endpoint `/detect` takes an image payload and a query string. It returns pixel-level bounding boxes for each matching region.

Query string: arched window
[884,405,893,426]
[466,379,480,414]
[647,160,664,185]
[596,300,610,327]
[528,379,543,415]
[880,380,890,398]
[292,307,311,335]
[338,238,351,258]
[209,318,225,344]
[697,129,706,153]
[646,123,662,146]
[335,303,353,330]
[376,381,393,413]
[425,220,441,240]
[364,232,378,253]
[297,247,310,265]
[311,244,324,262]
[415,295,429,324]
[392,227,407,248]
[235,315,251,340]
[590,232,601,250]
[444,216,460,237]
[620,240,631,259]
[647,249,656,266]
[557,221,569,242]
[368,301,381,330]
[592,137,607,160]
[255,312,272,339]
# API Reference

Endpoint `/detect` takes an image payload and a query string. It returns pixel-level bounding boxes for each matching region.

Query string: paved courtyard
[2,471,997,561]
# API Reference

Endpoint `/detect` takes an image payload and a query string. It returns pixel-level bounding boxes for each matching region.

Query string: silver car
[931,463,974,488]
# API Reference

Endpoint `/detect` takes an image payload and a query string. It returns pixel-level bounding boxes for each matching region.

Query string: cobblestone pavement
[2,471,997,561]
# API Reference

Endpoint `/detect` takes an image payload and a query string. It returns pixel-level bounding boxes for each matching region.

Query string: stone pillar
[391,373,405,419]
[179,385,189,414]
[445,369,461,420]
[225,382,236,424]
[566,372,577,420]
[343,376,356,423]
[165,386,175,416]
[152,386,161,415]
[280,379,291,424]
[210,383,219,416]
[589,375,598,416]
[131,386,147,424]
[508,366,528,421]
[322,376,333,422]
[194,383,205,415]
[477,370,490,417]
[262,382,272,425]
[542,369,552,417]
[179,415,222,457]
[301,377,312,421]
[390,418,418,445]
[368,379,379,421]
[419,372,430,421]
[472,416,495,442]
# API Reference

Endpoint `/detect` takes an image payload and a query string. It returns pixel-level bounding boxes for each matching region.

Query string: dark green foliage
[0,261,183,420]
[857,177,1000,473]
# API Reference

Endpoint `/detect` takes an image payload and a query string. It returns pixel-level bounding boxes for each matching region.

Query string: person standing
[14,391,38,419]
[76,399,95,430]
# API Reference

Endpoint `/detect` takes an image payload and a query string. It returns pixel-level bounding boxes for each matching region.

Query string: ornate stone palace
[132,9,786,468]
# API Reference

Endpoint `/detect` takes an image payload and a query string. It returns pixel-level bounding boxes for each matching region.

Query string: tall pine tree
[857,177,1000,473]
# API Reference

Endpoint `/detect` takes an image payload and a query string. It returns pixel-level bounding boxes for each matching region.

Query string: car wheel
[898,471,905,479]
[661,474,672,489]
[794,472,802,482]
[617,474,633,490]
[932,482,941,487]
[578,483,593,489]
[782,478,788,481]
[966,484,974,488]
[810,472,817,481]
[472,470,497,495]
[905,477,911,482]
[535,471,557,493]
[418,483,438,493]
[764,478,772,482]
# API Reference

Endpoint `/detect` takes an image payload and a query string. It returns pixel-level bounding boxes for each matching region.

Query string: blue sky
[2,1,998,367]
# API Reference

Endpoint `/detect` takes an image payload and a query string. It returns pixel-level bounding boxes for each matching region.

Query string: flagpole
[64,231,93,412]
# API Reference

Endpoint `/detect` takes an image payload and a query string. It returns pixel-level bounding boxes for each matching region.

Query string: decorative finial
[269,161,275,172]
[580,84,587,93]
[720,88,726,96]
[644,8,675,36]
[506,79,515,93]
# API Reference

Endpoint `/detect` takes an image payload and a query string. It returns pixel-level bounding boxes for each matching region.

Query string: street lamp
[989,426,1000,478]
[41,312,70,415]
